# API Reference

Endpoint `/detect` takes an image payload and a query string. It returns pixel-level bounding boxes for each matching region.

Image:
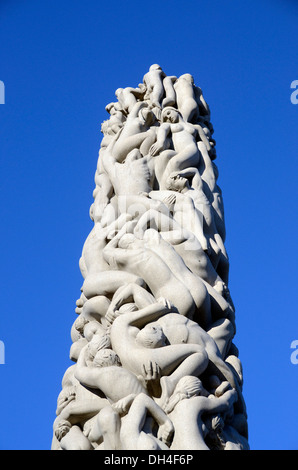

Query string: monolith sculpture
[51,65,249,450]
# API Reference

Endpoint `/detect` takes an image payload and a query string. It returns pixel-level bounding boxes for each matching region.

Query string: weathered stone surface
[52,65,249,450]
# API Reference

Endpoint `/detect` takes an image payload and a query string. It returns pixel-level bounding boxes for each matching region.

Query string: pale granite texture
[51,65,249,450]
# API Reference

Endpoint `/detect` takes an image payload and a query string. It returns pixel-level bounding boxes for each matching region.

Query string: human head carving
[161,106,181,123]
[93,348,121,368]
[135,323,167,349]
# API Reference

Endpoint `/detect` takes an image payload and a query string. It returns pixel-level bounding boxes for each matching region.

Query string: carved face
[93,349,121,367]
[166,174,188,192]
[162,108,179,123]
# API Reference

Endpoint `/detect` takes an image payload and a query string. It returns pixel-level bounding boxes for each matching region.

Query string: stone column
[51,65,249,451]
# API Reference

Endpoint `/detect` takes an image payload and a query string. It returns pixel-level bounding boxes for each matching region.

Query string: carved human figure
[78,296,111,326]
[89,172,113,223]
[205,414,249,450]
[118,393,173,450]
[114,84,145,115]
[51,365,109,450]
[139,312,239,398]
[84,405,121,450]
[162,75,177,108]
[100,101,126,148]
[172,73,210,124]
[106,101,157,164]
[142,64,166,109]
[74,344,149,403]
[87,393,173,450]
[108,296,211,406]
[128,228,211,327]
[69,320,106,365]
[165,167,219,238]
[105,101,126,127]
[79,213,133,278]
[193,84,211,122]
[149,107,201,190]
[155,166,229,281]
[70,314,89,344]
[103,230,197,318]
[142,226,233,323]
[105,282,242,410]
[54,365,109,422]
[198,140,226,242]
[107,279,235,358]
[100,148,153,197]
[106,283,237,390]
[193,122,215,159]
[148,178,210,253]
[105,283,157,321]
[133,208,224,288]
[165,376,237,450]
[174,73,201,123]
[53,66,247,451]
[82,269,145,300]
[54,420,94,450]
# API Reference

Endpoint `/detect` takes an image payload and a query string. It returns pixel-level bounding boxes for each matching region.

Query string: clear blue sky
[0,0,297,450]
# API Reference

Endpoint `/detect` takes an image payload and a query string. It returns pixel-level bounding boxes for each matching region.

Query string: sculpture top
[52,65,248,451]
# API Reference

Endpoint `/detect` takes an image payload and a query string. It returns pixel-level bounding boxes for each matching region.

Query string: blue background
[0,0,297,450]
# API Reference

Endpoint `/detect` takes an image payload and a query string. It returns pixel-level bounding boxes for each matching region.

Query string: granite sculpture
[51,65,249,450]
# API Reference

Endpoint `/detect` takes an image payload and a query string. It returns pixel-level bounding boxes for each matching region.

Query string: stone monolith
[51,65,249,451]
